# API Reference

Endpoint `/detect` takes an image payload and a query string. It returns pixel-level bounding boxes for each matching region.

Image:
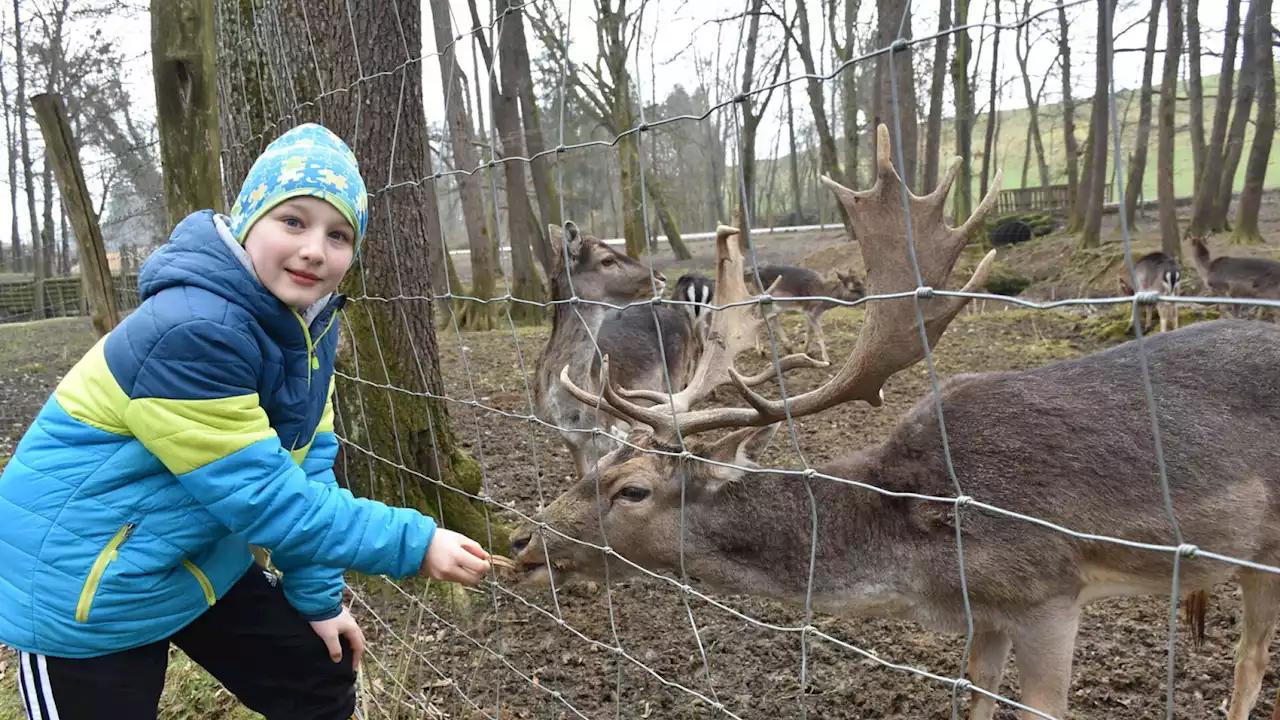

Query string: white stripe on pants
[17,651,61,720]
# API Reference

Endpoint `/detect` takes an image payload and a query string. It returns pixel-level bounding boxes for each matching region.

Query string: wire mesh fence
[209,0,1280,719]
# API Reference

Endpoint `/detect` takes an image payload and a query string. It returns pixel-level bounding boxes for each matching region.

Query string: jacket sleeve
[120,318,436,581]
[272,385,348,622]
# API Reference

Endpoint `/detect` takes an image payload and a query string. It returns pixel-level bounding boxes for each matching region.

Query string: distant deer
[1117,251,1181,333]
[1190,233,1280,320]
[743,264,866,363]
[532,222,708,477]
[671,272,715,342]
[511,126,1280,720]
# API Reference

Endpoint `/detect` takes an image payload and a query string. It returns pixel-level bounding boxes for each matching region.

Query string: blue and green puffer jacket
[0,209,436,658]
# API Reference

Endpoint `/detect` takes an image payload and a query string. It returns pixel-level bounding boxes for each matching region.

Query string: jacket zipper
[75,522,135,622]
[182,560,217,607]
[292,305,341,391]
[290,300,342,450]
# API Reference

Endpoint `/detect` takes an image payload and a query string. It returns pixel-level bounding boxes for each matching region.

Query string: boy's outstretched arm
[120,317,438,580]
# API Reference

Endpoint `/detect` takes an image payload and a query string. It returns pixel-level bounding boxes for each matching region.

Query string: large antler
[564,123,999,443]
[557,224,825,433]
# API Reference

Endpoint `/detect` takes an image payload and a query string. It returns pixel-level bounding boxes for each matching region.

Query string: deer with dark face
[1117,251,1181,333]
[745,264,866,363]
[511,126,1280,720]
[1190,233,1280,320]
[671,272,715,343]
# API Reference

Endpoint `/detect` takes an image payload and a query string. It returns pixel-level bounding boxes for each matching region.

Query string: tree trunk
[1186,0,1206,192]
[1188,0,1241,234]
[792,0,851,233]
[31,93,118,335]
[1057,0,1080,227]
[15,0,42,315]
[41,155,56,279]
[1079,0,1112,249]
[504,0,556,275]
[739,0,766,224]
[1230,0,1274,243]
[427,0,500,329]
[1015,0,1050,188]
[872,0,917,191]
[979,0,1000,198]
[483,0,546,323]
[951,0,974,223]
[1123,0,1163,226]
[215,0,505,549]
[152,0,223,232]
[923,0,950,192]
[786,61,804,223]
[1157,0,1183,256]
[1213,0,1259,231]
[1,35,21,273]
[835,0,864,189]
[644,174,691,259]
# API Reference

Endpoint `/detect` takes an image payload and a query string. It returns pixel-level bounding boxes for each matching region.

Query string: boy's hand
[309,606,365,672]
[421,528,491,584]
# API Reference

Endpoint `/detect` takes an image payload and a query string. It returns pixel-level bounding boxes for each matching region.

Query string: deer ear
[549,224,564,253]
[696,424,781,490]
[564,221,584,259]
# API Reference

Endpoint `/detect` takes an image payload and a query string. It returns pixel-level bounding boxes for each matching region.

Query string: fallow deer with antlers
[533,222,717,477]
[511,125,1280,720]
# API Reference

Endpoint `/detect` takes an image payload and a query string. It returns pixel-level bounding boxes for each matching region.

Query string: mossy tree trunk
[214,0,506,551]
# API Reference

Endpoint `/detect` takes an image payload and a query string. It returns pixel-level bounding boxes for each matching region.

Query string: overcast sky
[0,0,1248,246]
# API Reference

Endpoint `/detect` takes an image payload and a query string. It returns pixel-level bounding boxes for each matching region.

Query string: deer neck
[1191,242,1214,285]
[682,450,936,620]
[537,286,613,402]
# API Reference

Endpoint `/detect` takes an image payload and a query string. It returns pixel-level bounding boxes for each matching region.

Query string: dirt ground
[2,198,1280,719]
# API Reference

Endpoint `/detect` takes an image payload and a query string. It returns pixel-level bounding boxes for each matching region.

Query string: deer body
[1191,234,1280,320]
[745,264,865,363]
[1118,252,1181,332]
[515,126,1280,719]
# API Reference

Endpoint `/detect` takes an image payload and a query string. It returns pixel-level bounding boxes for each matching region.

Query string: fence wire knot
[1177,543,1200,559]
[953,678,974,694]
[1135,290,1161,305]
[954,494,974,509]
[915,286,936,299]
[891,38,910,53]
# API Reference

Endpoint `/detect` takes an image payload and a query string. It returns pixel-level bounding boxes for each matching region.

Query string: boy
[0,123,490,719]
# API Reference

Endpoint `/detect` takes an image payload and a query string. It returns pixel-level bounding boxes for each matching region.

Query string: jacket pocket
[75,522,135,622]
[182,560,216,607]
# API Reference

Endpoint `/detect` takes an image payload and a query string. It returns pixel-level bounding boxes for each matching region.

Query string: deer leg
[806,312,830,363]
[1227,569,1280,720]
[773,311,792,349]
[1009,604,1081,720]
[966,629,1012,720]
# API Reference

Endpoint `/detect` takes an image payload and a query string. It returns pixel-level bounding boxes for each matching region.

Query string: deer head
[511,124,1000,587]
[547,221,663,306]
[833,270,867,304]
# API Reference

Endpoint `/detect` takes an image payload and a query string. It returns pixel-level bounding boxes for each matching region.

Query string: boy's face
[243,197,356,309]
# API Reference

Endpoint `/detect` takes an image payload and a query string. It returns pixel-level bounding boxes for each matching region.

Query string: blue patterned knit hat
[228,123,369,253]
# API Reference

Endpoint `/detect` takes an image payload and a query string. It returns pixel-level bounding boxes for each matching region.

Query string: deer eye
[615,486,650,503]
[601,256,617,267]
